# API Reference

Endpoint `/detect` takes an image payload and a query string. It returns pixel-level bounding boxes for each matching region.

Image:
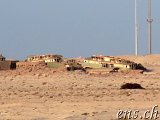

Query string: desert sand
[0,55,160,120]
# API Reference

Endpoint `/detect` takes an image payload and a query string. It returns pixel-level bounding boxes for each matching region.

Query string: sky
[0,0,160,60]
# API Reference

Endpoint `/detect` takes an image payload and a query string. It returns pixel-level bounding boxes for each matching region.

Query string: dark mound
[121,83,145,89]
[136,63,147,71]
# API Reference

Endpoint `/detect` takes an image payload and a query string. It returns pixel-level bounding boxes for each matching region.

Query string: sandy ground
[0,55,160,120]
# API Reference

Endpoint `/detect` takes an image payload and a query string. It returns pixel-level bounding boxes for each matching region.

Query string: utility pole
[147,0,153,55]
[135,0,138,56]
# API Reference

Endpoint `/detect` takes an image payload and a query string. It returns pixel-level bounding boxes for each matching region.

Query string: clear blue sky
[0,0,160,59]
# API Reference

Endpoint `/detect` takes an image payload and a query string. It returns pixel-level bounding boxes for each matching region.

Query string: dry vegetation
[0,55,160,120]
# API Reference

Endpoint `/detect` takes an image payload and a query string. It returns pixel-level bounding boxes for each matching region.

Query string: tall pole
[147,0,153,55]
[135,0,138,56]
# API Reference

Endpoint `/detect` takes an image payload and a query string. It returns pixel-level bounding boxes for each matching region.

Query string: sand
[0,55,160,120]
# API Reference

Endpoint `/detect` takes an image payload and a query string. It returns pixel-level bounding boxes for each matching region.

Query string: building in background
[82,55,140,70]
[27,54,63,63]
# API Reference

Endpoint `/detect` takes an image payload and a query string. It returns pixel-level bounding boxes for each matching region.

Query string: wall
[16,61,46,68]
[0,61,17,70]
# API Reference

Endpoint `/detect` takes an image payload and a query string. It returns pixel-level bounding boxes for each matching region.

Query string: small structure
[0,54,18,70]
[27,54,63,63]
[0,54,5,61]
[65,59,84,71]
[0,61,17,70]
